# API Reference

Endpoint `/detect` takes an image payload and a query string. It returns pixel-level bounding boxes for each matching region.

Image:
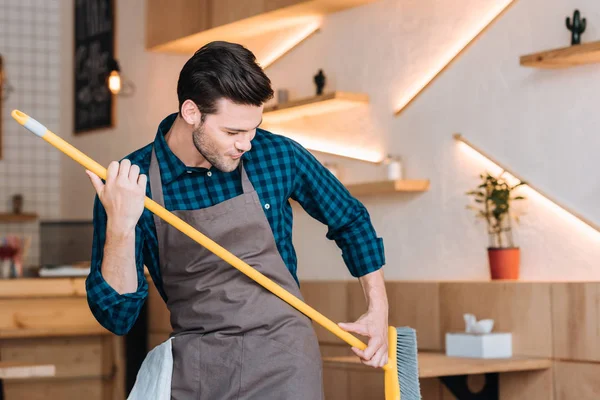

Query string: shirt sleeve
[85,195,149,336]
[289,141,385,277]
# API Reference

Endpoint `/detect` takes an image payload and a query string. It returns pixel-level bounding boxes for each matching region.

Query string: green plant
[466,172,527,248]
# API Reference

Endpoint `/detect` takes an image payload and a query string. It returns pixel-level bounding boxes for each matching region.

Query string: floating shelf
[0,213,38,223]
[345,179,430,196]
[520,40,600,68]
[262,91,369,124]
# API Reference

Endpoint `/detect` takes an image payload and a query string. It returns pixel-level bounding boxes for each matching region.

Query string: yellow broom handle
[11,110,367,351]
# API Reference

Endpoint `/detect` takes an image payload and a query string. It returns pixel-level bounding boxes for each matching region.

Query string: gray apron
[149,148,324,400]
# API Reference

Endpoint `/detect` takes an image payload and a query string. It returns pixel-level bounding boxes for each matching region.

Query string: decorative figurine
[566,9,586,45]
[277,88,289,104]
[11,194,23,214]
[313,69,326,96]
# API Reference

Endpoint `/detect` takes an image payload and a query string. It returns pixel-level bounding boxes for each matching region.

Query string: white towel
[127,338,173,400]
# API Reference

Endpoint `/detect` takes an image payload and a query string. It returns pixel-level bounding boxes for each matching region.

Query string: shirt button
[187,170,192,174]
[264,203,270,210]
[207,171,212,177]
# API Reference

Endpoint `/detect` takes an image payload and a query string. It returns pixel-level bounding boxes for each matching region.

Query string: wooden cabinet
[145,0,210,50]
[145,0,377,66]
[0,278,125,400]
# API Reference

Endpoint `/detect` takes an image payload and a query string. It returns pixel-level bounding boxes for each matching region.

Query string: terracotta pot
[487,247,520,280]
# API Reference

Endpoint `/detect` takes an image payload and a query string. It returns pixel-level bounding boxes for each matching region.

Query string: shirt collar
[153,113,189,185]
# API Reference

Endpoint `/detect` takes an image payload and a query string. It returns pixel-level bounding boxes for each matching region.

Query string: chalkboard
[74,0,115,134]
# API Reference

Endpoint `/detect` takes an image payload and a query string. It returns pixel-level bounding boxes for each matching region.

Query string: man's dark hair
[177,41,274,118]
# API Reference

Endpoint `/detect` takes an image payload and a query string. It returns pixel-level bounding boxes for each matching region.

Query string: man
[86,41,388,399]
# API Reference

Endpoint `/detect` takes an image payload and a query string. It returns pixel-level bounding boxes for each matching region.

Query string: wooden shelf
[0,213,38,223]
[345,179,430,196]
[520,40,600,68]
[262,91,369,124]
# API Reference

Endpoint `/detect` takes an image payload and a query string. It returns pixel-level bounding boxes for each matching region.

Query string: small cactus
[566,9,586,45]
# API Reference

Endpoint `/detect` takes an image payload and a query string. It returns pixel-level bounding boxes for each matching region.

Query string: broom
[11,110,421,400]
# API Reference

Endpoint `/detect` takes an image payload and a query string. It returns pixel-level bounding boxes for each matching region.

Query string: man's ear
[180,100,201,126]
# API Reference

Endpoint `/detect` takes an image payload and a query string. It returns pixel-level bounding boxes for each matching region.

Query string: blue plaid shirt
[86,113,385,335]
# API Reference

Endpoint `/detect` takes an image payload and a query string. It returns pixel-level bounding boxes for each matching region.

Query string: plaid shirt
[86,113,385,335]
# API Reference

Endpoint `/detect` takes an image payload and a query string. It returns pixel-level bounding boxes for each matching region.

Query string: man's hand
[86,159,147,234]
[339,308,388,368]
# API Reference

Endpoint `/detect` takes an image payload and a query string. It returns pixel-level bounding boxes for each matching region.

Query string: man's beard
[192,124,240,172]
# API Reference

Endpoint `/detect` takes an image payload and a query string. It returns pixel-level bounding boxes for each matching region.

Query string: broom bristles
[396,326,421,400]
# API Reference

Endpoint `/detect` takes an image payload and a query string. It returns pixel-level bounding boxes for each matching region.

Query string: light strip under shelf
[262,128,384,163]
[394,0,514,116]
[454,133,600,235]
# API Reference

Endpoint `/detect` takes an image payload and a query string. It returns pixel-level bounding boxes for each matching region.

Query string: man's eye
[227,132,238,136]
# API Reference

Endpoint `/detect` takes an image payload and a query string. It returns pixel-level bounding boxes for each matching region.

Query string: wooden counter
[0,278,125,400]
[323,352,552,379]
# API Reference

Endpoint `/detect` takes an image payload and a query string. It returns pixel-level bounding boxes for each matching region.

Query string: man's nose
[235,138,252,152]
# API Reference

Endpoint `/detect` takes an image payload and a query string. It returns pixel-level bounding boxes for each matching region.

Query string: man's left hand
[339,309,388,368]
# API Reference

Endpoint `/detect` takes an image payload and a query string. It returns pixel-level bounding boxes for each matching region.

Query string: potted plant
[466,172,527,280]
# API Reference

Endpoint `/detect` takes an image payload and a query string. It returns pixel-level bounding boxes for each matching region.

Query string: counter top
[0,277,86,299]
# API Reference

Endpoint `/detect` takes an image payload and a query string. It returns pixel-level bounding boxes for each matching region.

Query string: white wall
[59,0,600,281]
[1,0,62,267]
[265,0,600,281]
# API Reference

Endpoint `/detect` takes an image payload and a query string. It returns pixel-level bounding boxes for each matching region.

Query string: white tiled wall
[0,0,62,268]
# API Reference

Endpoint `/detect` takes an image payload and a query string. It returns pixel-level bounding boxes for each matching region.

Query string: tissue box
[445,332,512,358]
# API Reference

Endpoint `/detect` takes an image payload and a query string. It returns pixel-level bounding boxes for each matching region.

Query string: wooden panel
[443,369,554,400]
[148,333,170,352]
[4,378,109,400]
[439,282,553,357]
[0,278,86,299]
[209,0,266,28]
[320,344,351,400]
[0,336,110,379]
[554,361,600,400]
[324,355,441,400]
[300,281,349,345]
[147,281,171,333]
[420,379,442,400]
[105,335,125,400]
[145,0,210,49]
[264,0,310,12]
[552,283,600,362]
[520,40,600,69]
[347,364,383,400]
[0,298,107,338]
[500,368,554,400]
[386,282,441,350]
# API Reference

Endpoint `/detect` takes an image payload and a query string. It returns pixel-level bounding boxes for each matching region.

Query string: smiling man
[85,41,388,400]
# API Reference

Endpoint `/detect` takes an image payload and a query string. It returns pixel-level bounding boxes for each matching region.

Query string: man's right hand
[86,159,147,233]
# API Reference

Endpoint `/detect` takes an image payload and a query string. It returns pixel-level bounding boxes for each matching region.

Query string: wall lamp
[107,58,135,96]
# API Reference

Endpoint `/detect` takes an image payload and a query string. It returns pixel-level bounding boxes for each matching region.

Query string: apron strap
[240,161,255,194]
[149,147,165,230]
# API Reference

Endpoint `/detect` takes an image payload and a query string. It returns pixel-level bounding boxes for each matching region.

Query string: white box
[445,332,512,359]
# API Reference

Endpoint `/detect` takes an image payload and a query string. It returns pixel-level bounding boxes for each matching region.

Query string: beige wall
[58,0,600,281]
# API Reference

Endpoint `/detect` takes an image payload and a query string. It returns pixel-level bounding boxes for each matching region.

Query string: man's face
[193,98,263,172]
